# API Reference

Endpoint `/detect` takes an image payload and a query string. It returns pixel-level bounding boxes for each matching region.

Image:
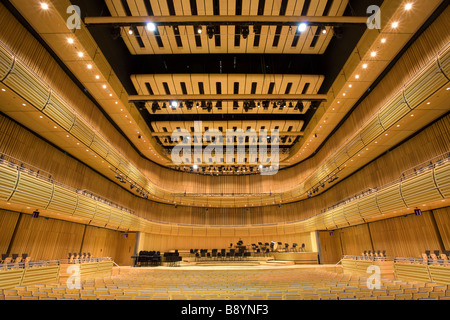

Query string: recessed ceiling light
[102,85,107,89]
[95,75,100,80]
[87,64,92,69]
[39,116,43,118]
[392,22,399,28]
[381,38,386,43]
[349,84,352,88]
[1,89,6,92]
[41,3,49,10]
[22,103,26,106]
[405,3,413,10]
[362,64,368,69]
[355,75,360,79]
[67,38,74,44]
[128,29,134,35]
[371,51,377,57]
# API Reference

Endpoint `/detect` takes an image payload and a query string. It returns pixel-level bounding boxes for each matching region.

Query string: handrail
[112,261,121,275]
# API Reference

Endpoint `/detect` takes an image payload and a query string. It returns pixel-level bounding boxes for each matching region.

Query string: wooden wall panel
[0,209,19,254]
[432,207,450,250]
[338,224,373,256]
[9,213,85,261]
[319,230,342,264]
[0,208,136,264]
[138,232,312,253]
[368,211,443,258]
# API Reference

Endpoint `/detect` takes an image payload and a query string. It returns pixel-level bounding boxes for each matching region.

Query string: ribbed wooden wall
[0,3,448,201]
[368,212,443,258]
[320,209,448,263]
[0,208,135,264]
[8,213,85,261]
[0,209,19,254]
[318,231,342,264]
[432,207,450,249]
[2,112,448,226]
[138,232,313,253]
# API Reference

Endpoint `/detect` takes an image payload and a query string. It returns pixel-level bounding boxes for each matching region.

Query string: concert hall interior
[0,0,449,303]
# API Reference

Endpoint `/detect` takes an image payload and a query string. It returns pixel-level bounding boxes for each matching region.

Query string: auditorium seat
[377,295,395,300]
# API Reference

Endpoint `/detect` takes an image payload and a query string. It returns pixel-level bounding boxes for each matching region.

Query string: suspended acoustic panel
[360,118,384,145]
[434,161,450,198]
[46,185,77,215]
[401,170,443,207]
[0,43,14,81]
[343,201,364,225]
[358,194,381,220]
[72,196,96,221]
[346,137,365,158]
[404,58,449,109]
[106,208,123,229]
[438,45,450,78]
[378,92,410,130]
[331,207,348,228]
[376,185,407,213]
[2,58,50,111]
[90,135,109,158]
[91,202,111,227]
[9,172,53,208]
[70,118,95,147]
[0,163,18,201]
[43,93,75,131]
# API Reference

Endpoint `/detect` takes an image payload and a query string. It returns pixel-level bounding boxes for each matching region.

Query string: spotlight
[147,22,156,32]
[207,26,215,39]
[196,25,202,34]
[171,101,178,108]
[241,26,249,39]
[298,23,308,32]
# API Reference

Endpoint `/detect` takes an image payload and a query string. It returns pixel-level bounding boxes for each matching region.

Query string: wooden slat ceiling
[132,73,323,114]
[105,0,349,55]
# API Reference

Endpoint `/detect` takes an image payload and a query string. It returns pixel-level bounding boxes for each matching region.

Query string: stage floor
[116,262,340,272]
